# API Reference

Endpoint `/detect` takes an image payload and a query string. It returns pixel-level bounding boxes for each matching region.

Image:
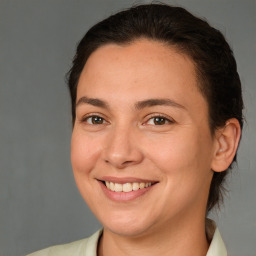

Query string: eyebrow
[135,98,186,110]
[76,96,186,110]
[76,96,110,109]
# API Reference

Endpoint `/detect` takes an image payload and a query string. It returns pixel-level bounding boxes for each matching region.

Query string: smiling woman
[27,3,243,256]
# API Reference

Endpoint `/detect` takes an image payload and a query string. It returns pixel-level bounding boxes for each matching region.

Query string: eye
[146,116,173,126]
[84,115,106,125]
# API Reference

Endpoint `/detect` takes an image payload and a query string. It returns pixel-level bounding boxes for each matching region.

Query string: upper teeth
[105,181,152,192]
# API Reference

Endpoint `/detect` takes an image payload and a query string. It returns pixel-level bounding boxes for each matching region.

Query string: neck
[98,214,209,256]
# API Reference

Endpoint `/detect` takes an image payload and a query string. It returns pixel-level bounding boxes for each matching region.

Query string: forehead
[79,40,198,90]
[77,39,207,114]
[82,40,196,76]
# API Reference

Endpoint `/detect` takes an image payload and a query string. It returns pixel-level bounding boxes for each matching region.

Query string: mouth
[98,177,158,201]
[103,181,154,192]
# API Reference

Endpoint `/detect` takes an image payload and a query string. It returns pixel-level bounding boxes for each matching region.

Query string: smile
[98,178,158,201]
[105,181,152,192]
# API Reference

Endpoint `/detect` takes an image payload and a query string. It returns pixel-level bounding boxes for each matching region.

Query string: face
[71,39,217,237]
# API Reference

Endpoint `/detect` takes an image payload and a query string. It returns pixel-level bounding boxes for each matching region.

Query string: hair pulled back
[67,4,243,212]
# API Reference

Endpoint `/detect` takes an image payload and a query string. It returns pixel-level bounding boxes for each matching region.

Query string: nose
[103,125,144,169]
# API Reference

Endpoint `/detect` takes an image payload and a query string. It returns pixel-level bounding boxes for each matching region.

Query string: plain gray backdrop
[1,0,255,255]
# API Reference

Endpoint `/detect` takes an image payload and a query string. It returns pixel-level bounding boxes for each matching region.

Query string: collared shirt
[27,220,227,256]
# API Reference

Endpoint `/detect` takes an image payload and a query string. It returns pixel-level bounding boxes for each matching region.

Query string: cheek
[71,131,101,176]
[144,129,213,178]
[144,131,213,211]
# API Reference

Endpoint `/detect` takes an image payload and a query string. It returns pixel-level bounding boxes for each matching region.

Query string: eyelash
[144,114,174,126]
[80,114,108,125]
[80,113,174,126]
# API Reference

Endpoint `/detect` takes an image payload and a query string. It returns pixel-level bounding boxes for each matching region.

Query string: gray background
[1,0,255,255]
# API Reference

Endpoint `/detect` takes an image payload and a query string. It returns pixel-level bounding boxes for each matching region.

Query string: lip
[99,176,157,184]
[97,176,158,202]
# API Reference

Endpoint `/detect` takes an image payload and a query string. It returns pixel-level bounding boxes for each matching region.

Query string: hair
[67,3,243,212]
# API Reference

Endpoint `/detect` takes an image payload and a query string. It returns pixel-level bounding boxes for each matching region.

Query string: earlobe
[211,118,241,172]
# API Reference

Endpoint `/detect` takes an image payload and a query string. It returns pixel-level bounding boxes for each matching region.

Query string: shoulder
[26,230,102,256]
[26,238,89,256]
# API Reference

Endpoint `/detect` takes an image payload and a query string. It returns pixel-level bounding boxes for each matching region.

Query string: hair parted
[67,3,243,212]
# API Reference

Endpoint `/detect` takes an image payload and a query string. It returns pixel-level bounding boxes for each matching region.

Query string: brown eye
[153,117,167,125]
[147,116,171,125]
[86,116,105,125]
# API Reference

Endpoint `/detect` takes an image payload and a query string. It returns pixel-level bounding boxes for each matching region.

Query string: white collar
[206,219,227,256]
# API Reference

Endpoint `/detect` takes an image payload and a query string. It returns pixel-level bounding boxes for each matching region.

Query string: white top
[27,220,227,256]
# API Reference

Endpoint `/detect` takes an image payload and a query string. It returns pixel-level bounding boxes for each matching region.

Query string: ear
[211,118,241,172]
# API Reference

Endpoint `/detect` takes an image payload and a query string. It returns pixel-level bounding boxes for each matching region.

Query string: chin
[96,210,158,237]
[104,221,152,237]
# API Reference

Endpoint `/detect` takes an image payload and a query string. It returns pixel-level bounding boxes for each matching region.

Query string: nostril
[103,141,144,168]
[123,161,133,165]
[104,159,134,168]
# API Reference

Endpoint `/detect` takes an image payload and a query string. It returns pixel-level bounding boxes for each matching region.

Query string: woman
[28,3,243,256]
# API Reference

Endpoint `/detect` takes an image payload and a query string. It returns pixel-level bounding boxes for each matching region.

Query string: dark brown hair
[67,3,243,212]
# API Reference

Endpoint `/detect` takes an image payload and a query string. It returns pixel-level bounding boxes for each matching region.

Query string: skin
[71,39,241,256]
